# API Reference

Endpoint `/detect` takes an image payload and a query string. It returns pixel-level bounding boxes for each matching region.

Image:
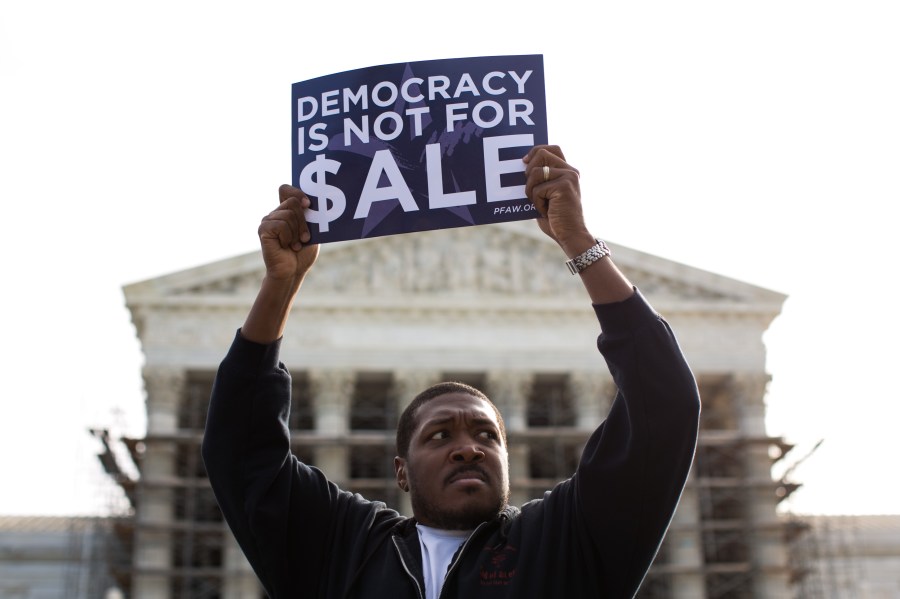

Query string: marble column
[391,370,440,420]
[132,368,184,599]
[143,367,184,435]
[667,473,707,599]
[569,371,613,431]
[486,371,533,507]
[391,370,440,516]
[131,444,176,599]
[222,530,261,599]
[486,371,532,433]
[731,374,791,599]
[309,369,355,484]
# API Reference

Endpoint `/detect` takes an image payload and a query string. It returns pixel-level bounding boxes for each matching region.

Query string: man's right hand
[240,186,320,344]
[258,185,320,282]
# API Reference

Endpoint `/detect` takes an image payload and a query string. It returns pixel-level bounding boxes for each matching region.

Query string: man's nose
[451,444,485,462]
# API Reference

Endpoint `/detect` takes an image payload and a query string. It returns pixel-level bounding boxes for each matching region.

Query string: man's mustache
[445,465,489,486]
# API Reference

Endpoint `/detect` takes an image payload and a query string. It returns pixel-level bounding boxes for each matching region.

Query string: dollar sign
[299,154,346,233]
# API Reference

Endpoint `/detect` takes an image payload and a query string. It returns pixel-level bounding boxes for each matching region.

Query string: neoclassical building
[119,221,793,598]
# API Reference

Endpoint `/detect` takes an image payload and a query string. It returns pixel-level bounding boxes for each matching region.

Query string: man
[202,145,701,598]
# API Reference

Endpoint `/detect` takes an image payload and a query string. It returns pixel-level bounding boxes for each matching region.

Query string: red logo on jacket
[480,545,517,586]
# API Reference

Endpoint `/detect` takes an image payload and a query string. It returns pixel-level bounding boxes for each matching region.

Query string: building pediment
[124,221,785,318]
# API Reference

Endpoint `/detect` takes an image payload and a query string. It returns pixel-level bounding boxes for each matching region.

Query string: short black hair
[395,382,507,458]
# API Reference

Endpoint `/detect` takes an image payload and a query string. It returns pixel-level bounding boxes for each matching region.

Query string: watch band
[565,239,611,275]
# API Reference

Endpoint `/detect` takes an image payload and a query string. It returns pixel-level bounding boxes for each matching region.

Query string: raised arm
[524,145,700,595]
[202,188,345,598]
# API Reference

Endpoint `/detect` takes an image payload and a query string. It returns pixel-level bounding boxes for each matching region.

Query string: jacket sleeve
[577,288,701,596]
[201,331,387,598]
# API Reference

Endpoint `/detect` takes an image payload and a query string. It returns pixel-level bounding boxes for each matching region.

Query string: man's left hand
[523,145,596,258]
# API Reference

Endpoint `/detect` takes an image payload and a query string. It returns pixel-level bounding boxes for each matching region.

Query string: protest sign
[292,55,547,244]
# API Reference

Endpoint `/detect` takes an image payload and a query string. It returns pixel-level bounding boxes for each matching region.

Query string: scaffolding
[785,514,867,599]
[633,374,807,598]
[78,428,138,598]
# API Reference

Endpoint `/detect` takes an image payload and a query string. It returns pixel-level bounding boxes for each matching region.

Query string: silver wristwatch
[565,239,611,275]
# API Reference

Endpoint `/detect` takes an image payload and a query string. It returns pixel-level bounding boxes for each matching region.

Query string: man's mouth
[446,466,488,486]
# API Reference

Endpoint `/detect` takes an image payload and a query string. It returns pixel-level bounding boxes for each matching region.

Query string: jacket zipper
[437,521,490,599]
[392,535,425,599]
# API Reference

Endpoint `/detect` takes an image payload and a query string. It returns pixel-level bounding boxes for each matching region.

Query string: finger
[266,205,302,237]
[523,144,567,165]
[276,190,313,248]
[526,168,582,218]
[524,166,548,213]
[261,202,304,247]
[525,161,580,189]
[278,184,305,204]
[525,172,552,217]
[524,163,575,200]
[295,195,312,246]
[258,215,298,251]
[523,147,577,184]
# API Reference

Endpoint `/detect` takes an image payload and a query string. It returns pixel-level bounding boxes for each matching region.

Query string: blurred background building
[15,222,886,598]
[786,514,900,598]
[0,515,126,598]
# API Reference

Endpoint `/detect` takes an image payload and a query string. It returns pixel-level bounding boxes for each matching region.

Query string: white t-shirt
[415,524,473,599]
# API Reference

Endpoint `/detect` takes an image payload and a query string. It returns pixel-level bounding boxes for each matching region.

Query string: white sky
[1,1,898,517]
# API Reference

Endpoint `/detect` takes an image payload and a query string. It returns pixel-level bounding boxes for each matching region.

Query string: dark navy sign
[292,55,547,243]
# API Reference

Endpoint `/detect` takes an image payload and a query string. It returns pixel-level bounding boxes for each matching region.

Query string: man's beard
[407,469,509,530]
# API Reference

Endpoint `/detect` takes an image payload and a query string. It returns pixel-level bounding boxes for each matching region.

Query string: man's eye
[478,431,498,441]
[430,431,448,440]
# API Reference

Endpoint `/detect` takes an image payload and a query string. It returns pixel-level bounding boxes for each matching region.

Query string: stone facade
[122,221,791,598]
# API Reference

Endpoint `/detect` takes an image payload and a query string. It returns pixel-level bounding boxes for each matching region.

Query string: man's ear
[394,456,409,492]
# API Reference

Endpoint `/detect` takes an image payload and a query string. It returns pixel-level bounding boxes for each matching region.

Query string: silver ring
[542,165,550,182]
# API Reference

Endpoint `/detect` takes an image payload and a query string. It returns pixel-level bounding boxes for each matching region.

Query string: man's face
[394,393,509,530]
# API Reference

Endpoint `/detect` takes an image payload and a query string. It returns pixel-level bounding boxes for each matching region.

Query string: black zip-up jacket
[202,289,700,598]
